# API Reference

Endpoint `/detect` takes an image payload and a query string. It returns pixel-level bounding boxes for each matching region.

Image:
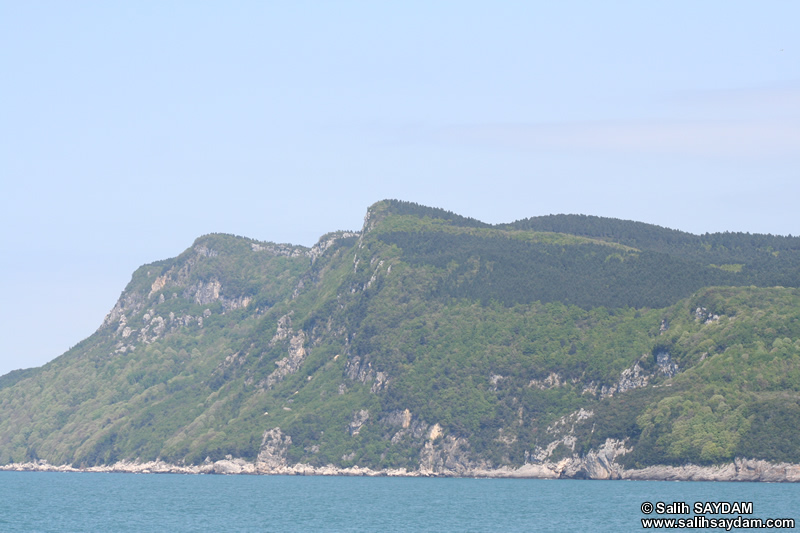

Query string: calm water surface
[0,472,797,532]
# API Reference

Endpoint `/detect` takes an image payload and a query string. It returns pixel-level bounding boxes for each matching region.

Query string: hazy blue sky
[1,1,798,375]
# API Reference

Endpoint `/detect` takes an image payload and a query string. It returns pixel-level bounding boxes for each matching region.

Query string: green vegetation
[1,200,799,471]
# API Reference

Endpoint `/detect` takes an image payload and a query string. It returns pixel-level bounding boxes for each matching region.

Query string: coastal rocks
[732,458,800,482]
[4,453,800,481]
[257,463,414,477]
[470,463,562,479]
[256,428,292,471]
[621,458,800,482]
[0,459,215,475]
[562,439,630,480]
[212,457,256,475]
[419,433,479,476]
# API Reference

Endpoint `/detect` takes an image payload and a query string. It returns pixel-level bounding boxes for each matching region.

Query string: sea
[0,472,797,532]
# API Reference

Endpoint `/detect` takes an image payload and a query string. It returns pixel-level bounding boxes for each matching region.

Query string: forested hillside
[1,200,799,478]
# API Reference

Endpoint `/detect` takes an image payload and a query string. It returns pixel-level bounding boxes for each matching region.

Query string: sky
[1,1,798,376]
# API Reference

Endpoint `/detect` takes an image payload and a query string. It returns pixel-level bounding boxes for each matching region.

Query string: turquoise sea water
[0,472,797,532]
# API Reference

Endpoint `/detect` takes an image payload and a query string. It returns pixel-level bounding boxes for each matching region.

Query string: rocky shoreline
[3,456,799,482]
[4,433,797,481]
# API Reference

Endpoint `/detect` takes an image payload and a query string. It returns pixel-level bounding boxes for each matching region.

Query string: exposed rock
[655,350,679,377]
[370,371,388,393]
[250,242,307,258]
[615,361,649,394]
[256,428,292,471]
[620,457,800,482]
[225,296,252,310]
[213,457,256,475]
[563,438,630,479]
[3,451,800,481]
[102,291,145,330]
[530,435,577,463]
[269,314,293,346]
[149,275,168,297]
[264,332,307,389]
[217,350,245,371]
[344,356,370,382]
[546,408,593,435]
[496,428,517,446]
[307,232,360,263]
[349,409,370,436]
[695,306,720,324]
[528,372,566,390]
[99,236,313,341]
[585,360,652,399]
[419,434,481,476]
[364,260,385,290]
[188,280,222,305]
[137,315,166,344]
[344,356,388,392]
[469,463,561,479]
[584,353,681,398]
[381,409,427,429]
